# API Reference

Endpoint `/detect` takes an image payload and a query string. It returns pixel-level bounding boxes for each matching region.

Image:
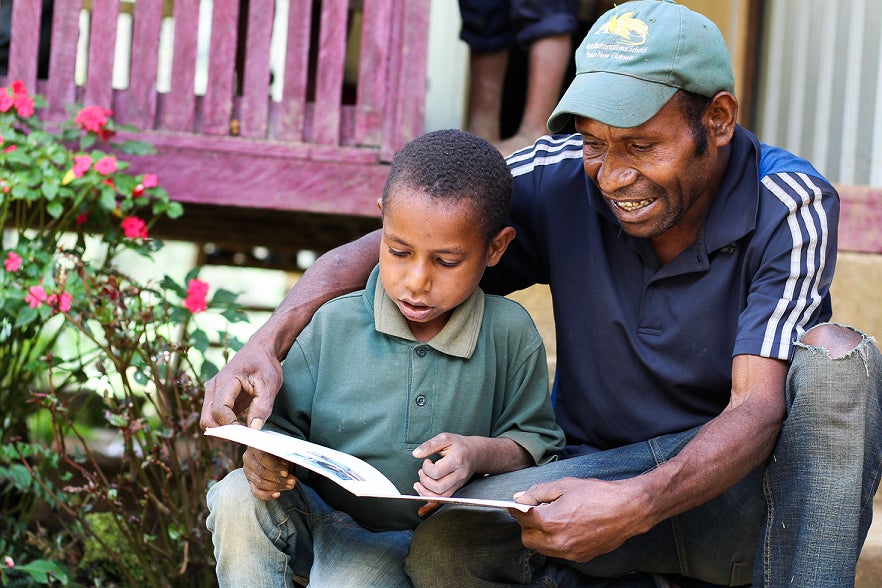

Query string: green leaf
[99,187,117,211]
[116,139,156,155]
[80,133,96,150]
[190,328,209,353]
[14,305,38,328]
[200,359,220,381]
[211,288,240,304]
[46,199,64,219]
[41,178,60,199]
[16,558,71,584]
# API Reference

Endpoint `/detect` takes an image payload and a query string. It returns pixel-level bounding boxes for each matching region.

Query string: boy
[205,129,565,587]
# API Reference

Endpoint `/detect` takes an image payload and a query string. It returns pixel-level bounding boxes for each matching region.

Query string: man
[202,1,882,585]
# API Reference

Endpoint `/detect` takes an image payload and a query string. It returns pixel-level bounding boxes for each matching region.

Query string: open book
[206,424,532,512]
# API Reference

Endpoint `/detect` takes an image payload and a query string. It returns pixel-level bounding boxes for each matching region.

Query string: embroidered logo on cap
[597,11,649,46]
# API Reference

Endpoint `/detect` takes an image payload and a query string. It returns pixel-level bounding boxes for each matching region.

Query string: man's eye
[438,259,460,268]
[631,143,653,152]
[388,248,407,257]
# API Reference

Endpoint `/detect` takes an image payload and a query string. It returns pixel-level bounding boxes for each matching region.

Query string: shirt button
[415,395,427,406]
[415,346,428,358]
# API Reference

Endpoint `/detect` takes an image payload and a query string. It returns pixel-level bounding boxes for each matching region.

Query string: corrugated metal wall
[755,0,882,187]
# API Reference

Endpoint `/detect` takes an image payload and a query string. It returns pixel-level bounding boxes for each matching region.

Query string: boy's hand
[242,447,296,500]
[412,432,480,517]
[412,433,533,517]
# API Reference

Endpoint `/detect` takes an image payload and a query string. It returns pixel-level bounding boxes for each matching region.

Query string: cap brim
[547,71,679,132]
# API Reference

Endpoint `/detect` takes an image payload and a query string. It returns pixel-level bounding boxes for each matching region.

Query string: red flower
[4,251,22,272]
[76,213,89,226]
[121,216,148,239]
[25,285,48,309]
[73,155,92,178]
[10,80,27,96]
[94,156,117,175]
[0,92,13,113]
[75,105,114,140]
[183,279,209,314]
[14,94,34,118]
[47,291,73,313]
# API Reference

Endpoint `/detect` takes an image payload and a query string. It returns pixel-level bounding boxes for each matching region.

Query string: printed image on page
[205,424,532,511]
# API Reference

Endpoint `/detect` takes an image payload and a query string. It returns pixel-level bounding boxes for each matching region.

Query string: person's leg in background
[457,1,578,156]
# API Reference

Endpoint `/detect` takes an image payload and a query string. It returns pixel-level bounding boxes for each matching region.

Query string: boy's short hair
[381,129,513,240]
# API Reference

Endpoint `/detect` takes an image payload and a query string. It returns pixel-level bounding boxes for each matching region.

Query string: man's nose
[594,153,638,193]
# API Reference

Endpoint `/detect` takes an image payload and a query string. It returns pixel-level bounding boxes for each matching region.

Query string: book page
[206,424,532,511]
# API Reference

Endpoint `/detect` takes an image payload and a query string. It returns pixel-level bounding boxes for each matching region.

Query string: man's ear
[376,197,383,213]
[706,91,738,147]
[486,226,516,267]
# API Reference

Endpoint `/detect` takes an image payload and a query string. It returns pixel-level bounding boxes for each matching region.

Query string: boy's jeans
[406,327,882,587]
[206,468,413,588]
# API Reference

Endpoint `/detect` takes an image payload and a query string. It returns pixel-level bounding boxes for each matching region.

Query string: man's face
[576,95,719,243]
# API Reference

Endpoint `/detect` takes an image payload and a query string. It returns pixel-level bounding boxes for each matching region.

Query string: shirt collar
[368,266,485,359]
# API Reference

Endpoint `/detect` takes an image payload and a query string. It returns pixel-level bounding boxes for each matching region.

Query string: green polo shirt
[266,265,564,531]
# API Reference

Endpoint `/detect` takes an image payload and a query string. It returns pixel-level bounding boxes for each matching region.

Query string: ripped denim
[758,324,882,586]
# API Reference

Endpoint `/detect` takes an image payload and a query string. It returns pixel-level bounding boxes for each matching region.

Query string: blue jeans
[406,327,882,587]
[206,468,413,587]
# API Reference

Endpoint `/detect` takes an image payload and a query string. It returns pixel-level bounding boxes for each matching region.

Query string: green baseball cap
[547,0,735,131]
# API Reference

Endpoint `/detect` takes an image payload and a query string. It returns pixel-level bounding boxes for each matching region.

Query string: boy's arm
[200,230,382,430]
[412,433,533,498]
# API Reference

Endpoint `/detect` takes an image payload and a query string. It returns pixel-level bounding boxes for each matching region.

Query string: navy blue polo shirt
[482,127,839,455]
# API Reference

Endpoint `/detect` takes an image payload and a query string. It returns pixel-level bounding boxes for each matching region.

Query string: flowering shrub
[0,82,245,585]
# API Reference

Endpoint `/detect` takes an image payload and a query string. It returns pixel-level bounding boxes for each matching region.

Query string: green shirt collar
[370,266,485,359]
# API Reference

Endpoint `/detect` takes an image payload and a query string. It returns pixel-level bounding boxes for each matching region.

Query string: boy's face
[378,187,513,342]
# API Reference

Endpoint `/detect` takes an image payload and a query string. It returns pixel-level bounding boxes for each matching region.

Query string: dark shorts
[458,0,579,52]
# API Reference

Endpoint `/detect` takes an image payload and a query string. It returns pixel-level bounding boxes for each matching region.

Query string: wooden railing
[2,0,430,219]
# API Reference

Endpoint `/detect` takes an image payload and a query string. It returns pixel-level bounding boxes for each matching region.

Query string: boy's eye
[388,248,408,257]
[437,259,460,268]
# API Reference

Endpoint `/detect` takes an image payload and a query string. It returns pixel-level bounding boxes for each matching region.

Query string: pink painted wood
[2,0,431,219]
[201,0,240,135]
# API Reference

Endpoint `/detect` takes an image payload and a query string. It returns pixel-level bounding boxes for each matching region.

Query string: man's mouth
[613,198,655,212]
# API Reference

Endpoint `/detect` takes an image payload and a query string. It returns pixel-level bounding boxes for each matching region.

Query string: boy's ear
[376,197,383,213]
[486,226,516,267]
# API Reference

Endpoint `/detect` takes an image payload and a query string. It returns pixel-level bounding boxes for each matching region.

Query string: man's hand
[242,447,297,500]
[510,477,653,562]
[200,342,283,431]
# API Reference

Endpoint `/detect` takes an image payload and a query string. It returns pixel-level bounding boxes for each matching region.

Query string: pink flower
[121,216,148,239]
[73,155,92,178]
[3,145,16,153]
[4,555,13,568]
[14,94,34,118]
[142,173,158,188]
[10,80,27,96]
[183,279,209,314]
[25,285,48,308]
[0,92,13,113]
[47,291,73,313]
[74,105,113,134]
[94,156,117,175]
[4,251,22,272]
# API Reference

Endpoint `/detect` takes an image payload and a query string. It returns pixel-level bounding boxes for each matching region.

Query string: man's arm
[512,353,787,561]
[200,229,382,430]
